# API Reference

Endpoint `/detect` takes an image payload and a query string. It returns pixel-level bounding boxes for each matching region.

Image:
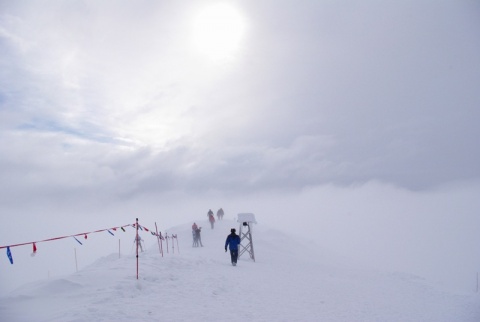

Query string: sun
[192,4,246,61]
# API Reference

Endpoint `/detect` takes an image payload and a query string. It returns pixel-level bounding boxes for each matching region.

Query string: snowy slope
[0,219,478,322]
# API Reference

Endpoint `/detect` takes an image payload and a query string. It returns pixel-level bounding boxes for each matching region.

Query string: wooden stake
[74,247,78,272]
[165,233,169,253]
[136,218,139,280]
[155,222,163,257]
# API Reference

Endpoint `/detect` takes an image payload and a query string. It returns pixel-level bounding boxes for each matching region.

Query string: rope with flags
[1,221,179,273]
[0,224,133,250]
[0,223,134,264]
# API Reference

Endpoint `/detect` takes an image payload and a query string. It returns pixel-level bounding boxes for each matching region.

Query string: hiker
[134,234,144,252]
[217,208,224,220]
[209,212,215,229]
[192,222,199,247]
[225,228,241,266]
[193,227,203,247]
[207,209,214,218]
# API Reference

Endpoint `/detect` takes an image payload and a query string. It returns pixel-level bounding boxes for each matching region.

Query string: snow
[1,219,479,322]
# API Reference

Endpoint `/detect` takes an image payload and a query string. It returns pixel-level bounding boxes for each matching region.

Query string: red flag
[31,243,37,257]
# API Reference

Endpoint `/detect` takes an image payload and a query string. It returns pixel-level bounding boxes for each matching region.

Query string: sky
[1,0,480,296]
[1,0,479,203]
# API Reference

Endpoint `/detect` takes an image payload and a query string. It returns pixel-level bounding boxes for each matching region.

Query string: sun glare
[192,4,246,61]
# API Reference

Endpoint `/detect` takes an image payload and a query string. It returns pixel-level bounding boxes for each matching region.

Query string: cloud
[0,0,479,207]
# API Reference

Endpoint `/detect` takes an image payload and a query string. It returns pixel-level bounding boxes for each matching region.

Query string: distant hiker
[207,209,214,218]
[209,213,215,229]
[193,227,203,247]
[192,225,197,247]
[134,234,144,252]
[217,208,224,220]
[225,228,241,266]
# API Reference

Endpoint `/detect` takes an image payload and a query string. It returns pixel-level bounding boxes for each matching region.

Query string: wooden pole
[176,235,180,254]
[165,233,169,253]
[118,239,121,258]
[74,247,78,272]
[160,232,164,257]
[155,222,163,257]
[136,218,139,280]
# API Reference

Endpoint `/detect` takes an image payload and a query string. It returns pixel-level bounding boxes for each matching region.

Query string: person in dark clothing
[193,227,203,247]
[225,228,241,266]
[217,208,224,220]
[192,223,200,247]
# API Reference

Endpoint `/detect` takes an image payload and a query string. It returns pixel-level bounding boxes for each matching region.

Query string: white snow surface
[1,219,478,322]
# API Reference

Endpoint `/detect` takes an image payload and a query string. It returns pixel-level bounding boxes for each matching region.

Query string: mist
[1,0,480,299]
[2,181,479,295]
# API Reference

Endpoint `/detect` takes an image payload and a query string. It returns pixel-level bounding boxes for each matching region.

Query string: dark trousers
[230,249,238,263]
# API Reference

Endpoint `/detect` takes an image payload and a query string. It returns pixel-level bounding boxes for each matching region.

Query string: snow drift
[0,219,479,322]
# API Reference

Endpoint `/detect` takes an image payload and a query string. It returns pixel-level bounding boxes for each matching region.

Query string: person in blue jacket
[225,228,241,266]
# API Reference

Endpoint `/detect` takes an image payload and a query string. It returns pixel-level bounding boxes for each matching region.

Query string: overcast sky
[1,0,479,206]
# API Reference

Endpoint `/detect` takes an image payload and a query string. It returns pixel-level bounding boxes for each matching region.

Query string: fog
[1,0,480,297]
[2,181,479,295]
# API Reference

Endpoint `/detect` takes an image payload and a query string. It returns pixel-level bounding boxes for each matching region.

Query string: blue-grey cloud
[0,0,479,206]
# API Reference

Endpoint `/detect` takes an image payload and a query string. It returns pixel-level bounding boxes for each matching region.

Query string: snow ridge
[1,219,478,322]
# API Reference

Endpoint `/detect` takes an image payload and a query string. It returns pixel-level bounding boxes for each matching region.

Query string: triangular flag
[6,246,13,264]
[31,243,37,257]
[73,237,83,245]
